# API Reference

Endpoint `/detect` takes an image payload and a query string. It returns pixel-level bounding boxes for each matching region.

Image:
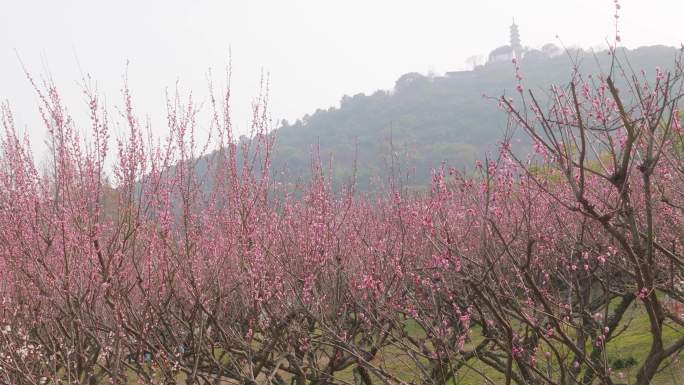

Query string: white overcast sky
[1,0,682,154]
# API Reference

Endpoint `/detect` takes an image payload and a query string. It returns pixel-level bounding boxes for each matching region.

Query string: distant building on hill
[445,70,477,79]
[488,19,525,64]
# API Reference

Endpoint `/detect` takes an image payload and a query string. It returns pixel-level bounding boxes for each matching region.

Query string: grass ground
[92,303,684,384]
[329,303,684,385]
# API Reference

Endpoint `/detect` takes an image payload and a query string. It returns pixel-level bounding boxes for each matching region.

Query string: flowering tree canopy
[0,40,683,385]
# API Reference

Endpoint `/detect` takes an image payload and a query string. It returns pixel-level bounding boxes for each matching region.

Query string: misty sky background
[1,0,682,161]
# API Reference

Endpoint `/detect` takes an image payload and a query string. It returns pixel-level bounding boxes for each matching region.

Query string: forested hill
[258,45,680,190]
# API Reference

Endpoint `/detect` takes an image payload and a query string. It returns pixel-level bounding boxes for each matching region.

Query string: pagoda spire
[510,18,522,58]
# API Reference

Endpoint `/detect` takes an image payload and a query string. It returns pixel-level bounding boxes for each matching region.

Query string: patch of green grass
[603,303,684,385]
[341,303,684,385]
[58,303,684,384]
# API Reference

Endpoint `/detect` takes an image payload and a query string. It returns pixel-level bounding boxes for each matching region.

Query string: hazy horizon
[1,0,682,155]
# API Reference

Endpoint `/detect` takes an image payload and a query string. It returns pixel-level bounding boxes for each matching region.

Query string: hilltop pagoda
[488,19,525,63]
